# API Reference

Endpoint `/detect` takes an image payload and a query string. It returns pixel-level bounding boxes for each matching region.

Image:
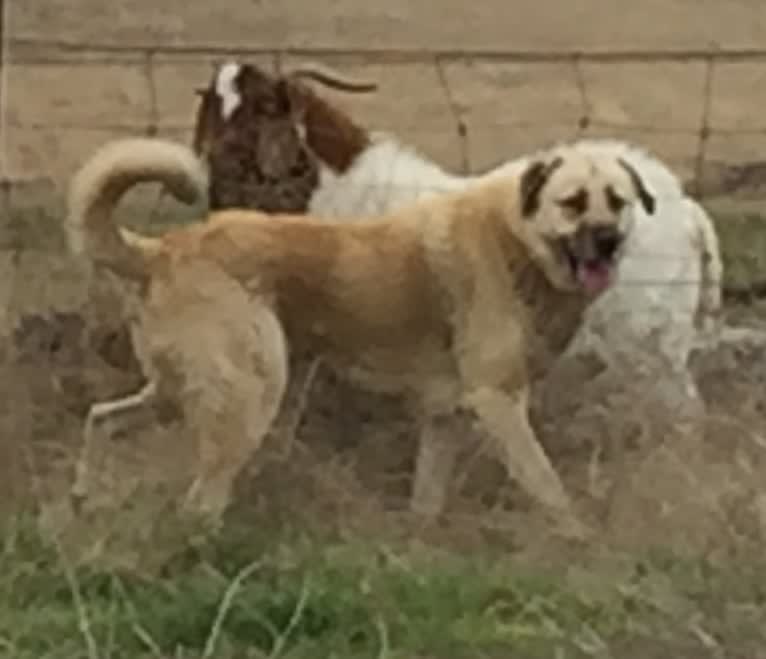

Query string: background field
[4,2,766,657]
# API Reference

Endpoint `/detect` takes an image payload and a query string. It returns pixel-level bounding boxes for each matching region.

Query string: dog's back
[190,209,452,388]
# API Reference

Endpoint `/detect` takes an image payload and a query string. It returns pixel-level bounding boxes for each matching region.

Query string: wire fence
[5,37,766,199]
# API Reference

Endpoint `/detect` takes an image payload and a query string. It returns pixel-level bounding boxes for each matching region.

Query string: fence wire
[5,37,766,199]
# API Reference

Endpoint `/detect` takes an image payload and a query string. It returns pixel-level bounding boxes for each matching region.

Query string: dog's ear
[520,156,564,218]
[617,157,656,215]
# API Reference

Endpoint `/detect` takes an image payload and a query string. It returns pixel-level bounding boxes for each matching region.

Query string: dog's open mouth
[574,257,612,296]
[557,228,622,296]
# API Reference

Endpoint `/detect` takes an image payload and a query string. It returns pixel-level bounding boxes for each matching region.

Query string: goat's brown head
[193,63,292,158]
[192,61,376,212]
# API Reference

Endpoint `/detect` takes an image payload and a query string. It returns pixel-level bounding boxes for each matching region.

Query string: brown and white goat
[192,61,375,213]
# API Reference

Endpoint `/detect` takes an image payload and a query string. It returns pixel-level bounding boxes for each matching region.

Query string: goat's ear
[191,85,221,156]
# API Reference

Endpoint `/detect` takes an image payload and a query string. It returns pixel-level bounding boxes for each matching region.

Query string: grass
[2,516,766,659]
[707,200,766,294]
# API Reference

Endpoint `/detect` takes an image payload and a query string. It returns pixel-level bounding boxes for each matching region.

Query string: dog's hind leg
[411,411,467,518]
[71,381,158,509]
[181,303,289,524]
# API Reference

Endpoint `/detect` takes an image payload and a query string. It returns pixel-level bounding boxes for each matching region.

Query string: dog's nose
[592,226,621,261]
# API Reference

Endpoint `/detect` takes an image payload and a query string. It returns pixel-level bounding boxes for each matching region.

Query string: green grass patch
[711,209,766,292]
[0,518,764,658]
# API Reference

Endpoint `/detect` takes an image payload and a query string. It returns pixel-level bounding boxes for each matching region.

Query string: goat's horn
[286,63,377,93]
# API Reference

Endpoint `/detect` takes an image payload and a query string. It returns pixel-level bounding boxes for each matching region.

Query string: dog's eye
[557,189,588,215]
[605,186,626,214]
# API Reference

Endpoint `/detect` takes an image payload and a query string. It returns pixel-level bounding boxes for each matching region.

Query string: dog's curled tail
[66,137,208,280]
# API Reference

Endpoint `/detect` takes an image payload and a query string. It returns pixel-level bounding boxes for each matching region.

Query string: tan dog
[66,137,655,537]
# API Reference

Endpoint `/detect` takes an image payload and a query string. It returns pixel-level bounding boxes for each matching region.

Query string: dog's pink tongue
[577,262,612,295]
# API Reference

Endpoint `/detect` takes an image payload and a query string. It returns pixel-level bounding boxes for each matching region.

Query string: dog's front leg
[464,385,591,540]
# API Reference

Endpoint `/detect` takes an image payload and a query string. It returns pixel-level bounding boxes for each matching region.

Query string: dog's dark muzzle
[561,225,622,267]
[557,225,623,295]
[593,226,623,262]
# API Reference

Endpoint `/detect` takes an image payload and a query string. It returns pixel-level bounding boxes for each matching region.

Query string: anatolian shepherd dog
[66,136,655,539]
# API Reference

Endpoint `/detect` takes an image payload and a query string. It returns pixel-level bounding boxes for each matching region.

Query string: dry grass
[3,189,766,657]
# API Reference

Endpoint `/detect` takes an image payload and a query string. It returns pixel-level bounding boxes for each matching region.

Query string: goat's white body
[308,134,722,383]
[309,134,469,218]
